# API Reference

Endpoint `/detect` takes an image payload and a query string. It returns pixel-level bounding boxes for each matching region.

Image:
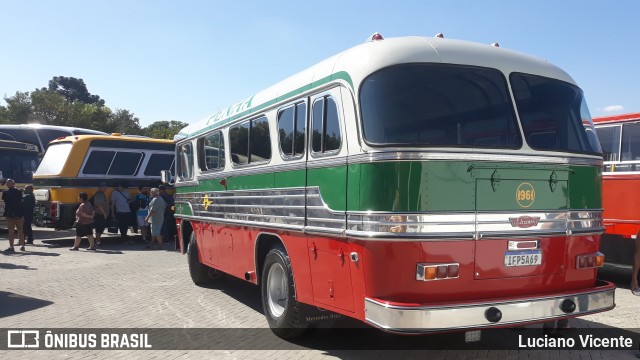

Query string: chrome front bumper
[365,281,615,332]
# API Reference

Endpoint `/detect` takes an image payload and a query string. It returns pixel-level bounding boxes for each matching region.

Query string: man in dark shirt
[22,185,35,245]
[2,179,25,252]
[159,185,175,244]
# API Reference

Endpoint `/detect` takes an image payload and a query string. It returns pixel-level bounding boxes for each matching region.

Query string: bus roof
[0,139,39,152]
[0,123,107,134]
[593,112,640,125]
[49,133,174,147]
[176,35,575,141]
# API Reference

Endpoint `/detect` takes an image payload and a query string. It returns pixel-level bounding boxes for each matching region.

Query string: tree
[0,104,11,124]
[30,89,66,124]
[1,77,145,134]
[47,76,105,106]
[106,109,143,135]
[143,120,188,139]
[3,91,33,124]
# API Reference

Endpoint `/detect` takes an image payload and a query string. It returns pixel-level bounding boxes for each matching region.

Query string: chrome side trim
[175,180,200,188]
[349,151,603,166]
[176,188,603,239]
[307,156,347,169]
[305,187,345,233]
[364,283,615,332]
[346,212,475,239]
[176,214,305,232]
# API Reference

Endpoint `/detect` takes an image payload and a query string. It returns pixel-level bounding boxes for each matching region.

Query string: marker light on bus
[576,252,605,269]
[435,33,444,38]
[491,42,500,47]
[417,263,460,281]
[50,201,60,219]
[367,32,384,42]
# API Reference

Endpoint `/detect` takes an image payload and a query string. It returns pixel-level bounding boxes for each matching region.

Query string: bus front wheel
[187,232,214,285]
[261,244,307,339]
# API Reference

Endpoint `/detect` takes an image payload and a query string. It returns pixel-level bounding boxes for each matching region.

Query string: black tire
[187,232,212,285]
[261,244,307,339]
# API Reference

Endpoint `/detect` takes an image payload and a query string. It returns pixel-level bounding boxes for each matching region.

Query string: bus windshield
[0,150,39,183]
[34,142,73,176]
[510,73,601,155]
[360,64,522,149]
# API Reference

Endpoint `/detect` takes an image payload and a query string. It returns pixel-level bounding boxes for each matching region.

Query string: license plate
[504,250,542,267]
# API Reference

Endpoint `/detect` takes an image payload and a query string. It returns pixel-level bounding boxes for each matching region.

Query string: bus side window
[621,123,640,162]
[6,129,41,152]
[108,152,144,176]
[311,96,341,154]
[198,131,225,171]
[82,150,116,175]
[145,153,175,177]
[278,102,306,159]
[229,117,271,166]
[177,143,194,180]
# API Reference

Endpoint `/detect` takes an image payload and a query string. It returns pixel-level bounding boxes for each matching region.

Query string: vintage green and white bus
[170,34,614,338]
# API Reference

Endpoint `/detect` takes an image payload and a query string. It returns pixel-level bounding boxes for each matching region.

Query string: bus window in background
[32,134,174,230]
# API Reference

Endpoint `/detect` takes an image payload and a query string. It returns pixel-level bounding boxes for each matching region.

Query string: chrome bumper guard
[365,281,615,332]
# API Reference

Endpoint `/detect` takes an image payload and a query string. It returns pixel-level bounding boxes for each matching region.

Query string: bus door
[305,87,354,312]
[471,165,570,280]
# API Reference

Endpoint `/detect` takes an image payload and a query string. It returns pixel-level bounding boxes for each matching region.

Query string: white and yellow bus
[32,134,174,229]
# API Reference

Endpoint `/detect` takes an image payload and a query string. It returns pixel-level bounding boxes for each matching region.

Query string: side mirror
[160,170,174,185]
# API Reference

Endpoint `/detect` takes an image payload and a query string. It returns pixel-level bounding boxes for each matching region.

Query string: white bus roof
[0,124,107,134]
[176,35,575,140]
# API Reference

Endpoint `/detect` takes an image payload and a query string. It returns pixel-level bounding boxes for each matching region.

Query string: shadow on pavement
[39,233,178,254]
[598,265,634,290]
[200,274,264,315]
[0,291,53,318]
[0,262,36,270]
[1,250,60,257]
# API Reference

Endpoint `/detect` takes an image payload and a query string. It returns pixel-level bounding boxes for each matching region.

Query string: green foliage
[1,76,190,140]
[47,76,105,106]
[4,91,32,123]
[143,120,188,139]
[107,109,144,135]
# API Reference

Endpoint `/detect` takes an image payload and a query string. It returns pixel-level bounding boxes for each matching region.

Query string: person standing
[2,179,25,252]
[70,192,96,251]
[133,186,151,243]
[92,182,109,246]
[145,188,166,250]
[111,183,132,244]
[159,185,175,244]
[22,185,35,245]
[632,233,640,295]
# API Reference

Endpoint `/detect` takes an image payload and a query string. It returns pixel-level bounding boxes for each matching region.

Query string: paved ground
[1,227,639,359]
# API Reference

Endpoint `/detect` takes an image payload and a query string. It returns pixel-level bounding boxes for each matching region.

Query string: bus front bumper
[364,280,615,333]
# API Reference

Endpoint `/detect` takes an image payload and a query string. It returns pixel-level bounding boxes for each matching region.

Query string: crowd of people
[2,179,176,252]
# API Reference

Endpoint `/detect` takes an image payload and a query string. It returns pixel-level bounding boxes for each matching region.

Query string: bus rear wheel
[261,244,307,339]
[187,232,214,285]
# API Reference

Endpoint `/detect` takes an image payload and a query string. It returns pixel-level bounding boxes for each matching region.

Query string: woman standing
[70,192,96,251]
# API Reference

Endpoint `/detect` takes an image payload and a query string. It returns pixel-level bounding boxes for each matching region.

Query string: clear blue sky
[1,0,639,127]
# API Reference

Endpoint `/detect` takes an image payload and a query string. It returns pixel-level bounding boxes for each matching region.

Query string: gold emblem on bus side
[203,194,213,210]
[516,182,535,208]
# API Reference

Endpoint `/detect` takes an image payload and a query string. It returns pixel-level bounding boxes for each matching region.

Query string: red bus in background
[594,112,640,266]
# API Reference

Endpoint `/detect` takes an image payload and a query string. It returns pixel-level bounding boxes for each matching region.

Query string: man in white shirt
[111,183,132,244]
